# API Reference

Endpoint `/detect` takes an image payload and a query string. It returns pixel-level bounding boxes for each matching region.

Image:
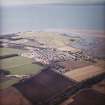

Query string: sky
[1,0,105,6]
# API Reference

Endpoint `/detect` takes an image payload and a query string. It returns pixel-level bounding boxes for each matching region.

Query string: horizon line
[1,3,105,7]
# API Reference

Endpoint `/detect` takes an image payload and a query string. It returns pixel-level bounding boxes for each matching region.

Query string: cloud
[1,0,105,6]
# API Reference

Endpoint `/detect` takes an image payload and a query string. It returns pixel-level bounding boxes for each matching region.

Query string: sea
[0,4,105,35]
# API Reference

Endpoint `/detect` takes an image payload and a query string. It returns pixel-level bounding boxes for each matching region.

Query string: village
[0,32,93,74]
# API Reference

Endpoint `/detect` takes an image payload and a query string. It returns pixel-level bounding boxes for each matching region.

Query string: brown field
[13,69,76,105]
[64,65,105,82]
[59,60,92,72]
[0,87,32,105]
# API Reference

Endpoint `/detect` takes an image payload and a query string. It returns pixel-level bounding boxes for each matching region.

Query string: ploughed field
[13,69,76,105]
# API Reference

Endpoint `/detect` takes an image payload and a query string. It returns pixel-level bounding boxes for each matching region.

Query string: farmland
[0,31,105,105]
[0,47,43,89]
[64,64,105,82]
[0,47,22,56]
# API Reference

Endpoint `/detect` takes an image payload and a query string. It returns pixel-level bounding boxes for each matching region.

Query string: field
[64,65,105,82]
[0,79,19,90]
[0,47,22,56]
[0,87,32,105]
[0,47,43,89]
[92,79,105,94]
[13,70,75,105]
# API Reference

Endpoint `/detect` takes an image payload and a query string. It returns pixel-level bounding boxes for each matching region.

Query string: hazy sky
[1,0,105,6]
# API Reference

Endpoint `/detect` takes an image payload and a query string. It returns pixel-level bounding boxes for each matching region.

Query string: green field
[8,63,42,75]
[0,79,19,90]
[1,56,43,75]
[0,47,44,89]
[0,47,22,56]
[1,56,32,69]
